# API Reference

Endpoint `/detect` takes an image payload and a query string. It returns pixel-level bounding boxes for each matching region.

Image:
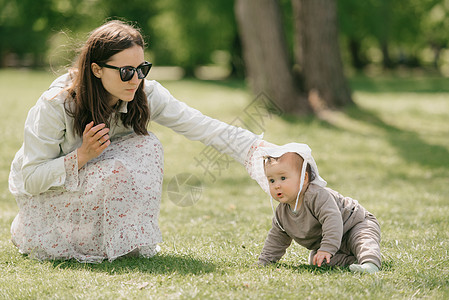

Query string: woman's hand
[312,250,331,267]
[77,122,110,169]
[258,140,277,148]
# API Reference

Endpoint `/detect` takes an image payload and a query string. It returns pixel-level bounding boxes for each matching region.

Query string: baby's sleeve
[258,217,292,266]
[312,190,343,255]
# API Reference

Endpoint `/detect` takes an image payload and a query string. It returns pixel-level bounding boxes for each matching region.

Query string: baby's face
[265,153,302,207]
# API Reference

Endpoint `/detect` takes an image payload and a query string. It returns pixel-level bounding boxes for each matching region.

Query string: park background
[0,0,448,299]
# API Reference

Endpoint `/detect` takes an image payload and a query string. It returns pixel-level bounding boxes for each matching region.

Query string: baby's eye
[269,179,275,183]
[281,176,286,180]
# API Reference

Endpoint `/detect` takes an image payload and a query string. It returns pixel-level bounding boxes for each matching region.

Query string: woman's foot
[349,262,379,274]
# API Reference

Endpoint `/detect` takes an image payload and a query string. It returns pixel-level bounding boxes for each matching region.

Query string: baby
[252,143,381,273]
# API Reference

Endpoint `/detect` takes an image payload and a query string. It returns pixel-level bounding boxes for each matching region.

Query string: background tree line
[1,0,448,113]
[1,0,448,73]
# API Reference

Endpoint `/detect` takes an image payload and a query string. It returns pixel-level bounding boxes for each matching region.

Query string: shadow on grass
[349,75,449,94]
[276,260,394,274]
[282,103,449,170]
[380,260,394,272]
[275,263,349,274]
[347,76,449,170]
[49,253,215,275]
[344,106,449,169]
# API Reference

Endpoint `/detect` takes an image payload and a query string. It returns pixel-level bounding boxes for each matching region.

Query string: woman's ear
[304,171,309,184]
[91,63,102,78]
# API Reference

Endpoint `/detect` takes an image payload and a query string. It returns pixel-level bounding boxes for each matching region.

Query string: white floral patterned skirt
[11,132,164,263]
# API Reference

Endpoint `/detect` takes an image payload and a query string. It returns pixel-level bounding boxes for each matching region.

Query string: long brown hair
[66,20,150,136]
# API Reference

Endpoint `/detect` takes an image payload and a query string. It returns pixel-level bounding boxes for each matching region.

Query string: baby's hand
[312,250,331,267]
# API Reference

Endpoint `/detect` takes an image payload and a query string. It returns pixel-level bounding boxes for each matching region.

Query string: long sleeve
[146,81,261,165]
[310,189,343,256]
[20,89,78,195]
[258,216,292,265]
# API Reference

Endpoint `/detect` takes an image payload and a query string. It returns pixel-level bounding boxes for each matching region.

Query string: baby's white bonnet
[248,142,327,195]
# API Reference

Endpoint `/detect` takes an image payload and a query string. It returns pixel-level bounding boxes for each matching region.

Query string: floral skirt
[11,132,164,263]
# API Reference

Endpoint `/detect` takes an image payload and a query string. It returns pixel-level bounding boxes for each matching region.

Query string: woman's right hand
[77,122,111,169]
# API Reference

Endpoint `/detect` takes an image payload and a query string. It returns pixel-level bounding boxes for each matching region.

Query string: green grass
[1,69,448,299]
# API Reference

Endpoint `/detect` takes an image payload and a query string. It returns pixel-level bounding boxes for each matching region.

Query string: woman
[9,20,264,263]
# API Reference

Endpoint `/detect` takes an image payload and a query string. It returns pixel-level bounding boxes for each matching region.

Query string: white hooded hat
[248,143,327,215]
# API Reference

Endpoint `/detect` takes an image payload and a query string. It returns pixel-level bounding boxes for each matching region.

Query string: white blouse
[9,73,261,197]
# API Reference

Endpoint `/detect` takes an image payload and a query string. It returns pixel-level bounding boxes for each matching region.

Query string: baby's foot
[349,262,379,274]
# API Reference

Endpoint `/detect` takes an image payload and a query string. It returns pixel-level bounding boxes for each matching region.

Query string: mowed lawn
[0,69,448,299]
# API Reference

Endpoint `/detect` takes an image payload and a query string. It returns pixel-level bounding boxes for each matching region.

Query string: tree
[0,0,105,68]
[235,0,311,114]
[235,0,352,115]
[148,0,238,77]
[98,0,159,51]
[0,0,54,67]
[293,0,352,108]
[338,0,448,71]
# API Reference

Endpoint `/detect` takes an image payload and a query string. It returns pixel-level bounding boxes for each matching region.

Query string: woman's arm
[20,88,77,195]
[146,81,262,165]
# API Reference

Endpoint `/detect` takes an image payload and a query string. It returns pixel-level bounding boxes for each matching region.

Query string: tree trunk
[293,0,353,108]
[229,34,246,79]
[348,38,367,70]
[381,41,394,69]
[234,0,311,115]
[292,0,304,70]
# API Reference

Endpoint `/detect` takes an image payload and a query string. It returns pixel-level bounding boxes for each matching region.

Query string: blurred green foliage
[338,0,449,69]
[1,0,448,75]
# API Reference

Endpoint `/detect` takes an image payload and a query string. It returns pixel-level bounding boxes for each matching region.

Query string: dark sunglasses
[97,61,152,81]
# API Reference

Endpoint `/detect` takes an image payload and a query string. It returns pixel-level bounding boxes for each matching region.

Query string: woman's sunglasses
[97,61,152,82]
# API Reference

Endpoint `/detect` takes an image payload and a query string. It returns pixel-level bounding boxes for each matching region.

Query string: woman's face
[93,45,145,107]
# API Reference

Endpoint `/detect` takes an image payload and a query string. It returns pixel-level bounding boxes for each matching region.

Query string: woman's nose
[129,72,140,84]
